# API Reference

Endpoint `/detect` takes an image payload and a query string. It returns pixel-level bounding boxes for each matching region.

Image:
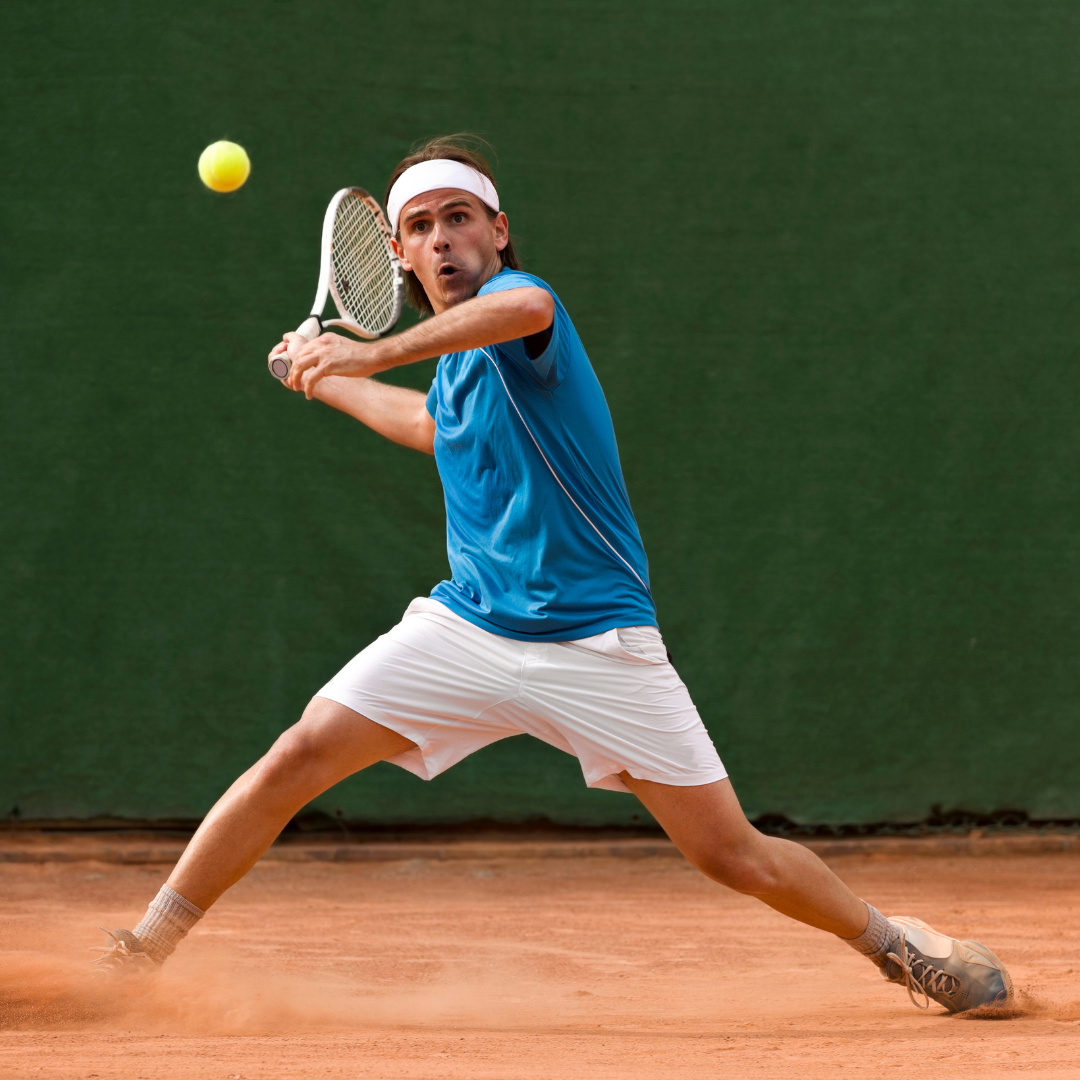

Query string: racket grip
[267,316,322,381]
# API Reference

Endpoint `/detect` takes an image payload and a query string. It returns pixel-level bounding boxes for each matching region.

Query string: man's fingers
[270,332,310,390]
[284,340,318,391]
[268,336,291,362]
[301,362,328,399]
[285,346,327,398]
[278,331,353,394]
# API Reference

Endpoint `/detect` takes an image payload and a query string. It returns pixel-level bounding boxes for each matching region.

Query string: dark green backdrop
[3,1,1079,826]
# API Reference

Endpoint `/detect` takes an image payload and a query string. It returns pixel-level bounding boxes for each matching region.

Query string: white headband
[386,158,500,234]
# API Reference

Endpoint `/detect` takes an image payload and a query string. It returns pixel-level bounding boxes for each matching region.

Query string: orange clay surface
[2,846,1080,1079]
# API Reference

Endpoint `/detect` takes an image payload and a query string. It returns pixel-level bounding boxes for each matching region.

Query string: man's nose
[430,224,451,251]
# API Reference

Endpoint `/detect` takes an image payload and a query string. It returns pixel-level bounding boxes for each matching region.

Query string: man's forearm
[285,285,553,399]
[313,376,435,454]
[365,287,553,375]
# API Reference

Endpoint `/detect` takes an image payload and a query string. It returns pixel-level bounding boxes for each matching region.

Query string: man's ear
[390,235,412,271]
[492,211,509,253]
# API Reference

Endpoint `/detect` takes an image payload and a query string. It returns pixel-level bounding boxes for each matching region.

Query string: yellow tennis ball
[198,140,251,193]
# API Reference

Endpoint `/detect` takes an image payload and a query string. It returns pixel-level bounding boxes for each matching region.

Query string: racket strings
[331,195,398,334]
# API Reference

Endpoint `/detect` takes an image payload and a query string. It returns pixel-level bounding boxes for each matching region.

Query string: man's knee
[251,735,307,790]
[690,836,782,897]
[252,711,333,789]
[248,697,414,801]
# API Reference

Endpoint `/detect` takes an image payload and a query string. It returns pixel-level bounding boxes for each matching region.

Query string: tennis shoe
[90,927,159,975]
[883,916,1013,1013]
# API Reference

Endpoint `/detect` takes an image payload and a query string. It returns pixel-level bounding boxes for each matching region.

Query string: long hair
[385,134,520,315]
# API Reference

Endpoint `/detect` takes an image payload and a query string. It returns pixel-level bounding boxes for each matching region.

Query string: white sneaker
[89,927,159,975]
[884,917,1013,1013]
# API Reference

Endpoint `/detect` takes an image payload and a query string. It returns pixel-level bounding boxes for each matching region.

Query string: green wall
[3,1,1080,826]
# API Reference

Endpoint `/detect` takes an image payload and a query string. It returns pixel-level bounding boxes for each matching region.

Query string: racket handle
[268,316,323,380]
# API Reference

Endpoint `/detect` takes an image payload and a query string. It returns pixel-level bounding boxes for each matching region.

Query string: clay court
[2,837,1079,1079]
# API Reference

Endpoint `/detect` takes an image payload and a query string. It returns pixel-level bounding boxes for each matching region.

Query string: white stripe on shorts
[316,598,727,793]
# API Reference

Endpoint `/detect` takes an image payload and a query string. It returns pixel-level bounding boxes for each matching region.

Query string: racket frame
[269,187,404,380]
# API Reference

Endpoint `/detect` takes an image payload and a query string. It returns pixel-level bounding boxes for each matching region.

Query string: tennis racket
[268,187,405,381]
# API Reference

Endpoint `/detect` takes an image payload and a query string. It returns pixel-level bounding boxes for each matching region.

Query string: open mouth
[438,264,461,279]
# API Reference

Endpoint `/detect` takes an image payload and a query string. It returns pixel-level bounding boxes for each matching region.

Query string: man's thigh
[273,696,419,788]
[619,774,761,859]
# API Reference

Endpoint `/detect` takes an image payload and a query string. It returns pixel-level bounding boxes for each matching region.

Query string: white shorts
[317,598,727,793]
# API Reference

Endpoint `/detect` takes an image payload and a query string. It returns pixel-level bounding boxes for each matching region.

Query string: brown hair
[385,134,520,315]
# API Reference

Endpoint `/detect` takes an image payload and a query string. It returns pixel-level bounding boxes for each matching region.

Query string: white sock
[840,903,900,969]
[132,884,204,965]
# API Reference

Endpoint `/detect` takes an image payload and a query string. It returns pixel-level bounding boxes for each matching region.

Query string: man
[94,138,1012,1015]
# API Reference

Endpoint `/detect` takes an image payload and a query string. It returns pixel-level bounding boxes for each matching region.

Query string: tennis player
[95,138,1012,1014]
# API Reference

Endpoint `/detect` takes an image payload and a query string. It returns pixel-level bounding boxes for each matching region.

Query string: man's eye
[452,213,465,223]
[413,222,427,232]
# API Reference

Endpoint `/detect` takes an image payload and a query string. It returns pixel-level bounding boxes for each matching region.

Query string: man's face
[391,189,508,313]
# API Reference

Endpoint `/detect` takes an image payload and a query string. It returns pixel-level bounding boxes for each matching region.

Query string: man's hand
[268,287,553,401]
[272,332,383,399]
[266,331,434,451]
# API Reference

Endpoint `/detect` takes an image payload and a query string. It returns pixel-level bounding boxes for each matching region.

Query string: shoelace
[886,928,962,1009]
[89,927,149,971]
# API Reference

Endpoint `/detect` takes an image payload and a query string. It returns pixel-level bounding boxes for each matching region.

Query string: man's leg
[167,696,415,910]
[621,775,867,936]
[622,774,1014,1012]
[94,697,415,970]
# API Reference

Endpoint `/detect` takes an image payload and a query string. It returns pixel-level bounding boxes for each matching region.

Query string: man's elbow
[415,408,437,455]
[519,287,555,335]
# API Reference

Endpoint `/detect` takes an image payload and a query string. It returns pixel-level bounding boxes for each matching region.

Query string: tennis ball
[198,140,251,193]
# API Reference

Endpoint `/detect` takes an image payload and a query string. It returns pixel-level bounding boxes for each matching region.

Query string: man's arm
[311,377,435,454]
[277,286,553,400]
